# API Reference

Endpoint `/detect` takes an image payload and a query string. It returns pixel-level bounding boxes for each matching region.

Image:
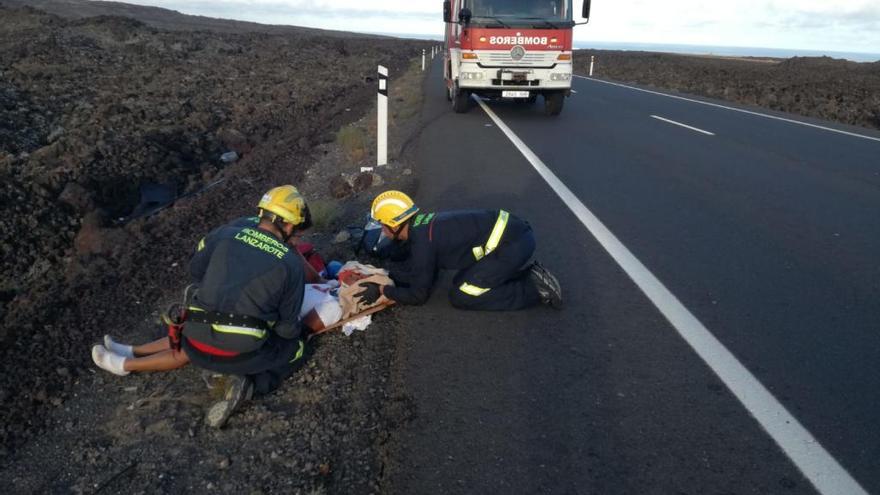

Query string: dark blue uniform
[384,210,541,311]
[182,217,307,395]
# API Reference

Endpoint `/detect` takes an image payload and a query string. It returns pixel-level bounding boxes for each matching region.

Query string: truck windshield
[466,0,573,27]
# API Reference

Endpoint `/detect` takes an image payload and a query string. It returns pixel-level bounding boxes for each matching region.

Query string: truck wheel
[452,83,470,113]
[544,92,564,116]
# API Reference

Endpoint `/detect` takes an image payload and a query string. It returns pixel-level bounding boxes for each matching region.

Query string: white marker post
[377,65,388,167]
[589,55,595,77]
[422,49,426,71]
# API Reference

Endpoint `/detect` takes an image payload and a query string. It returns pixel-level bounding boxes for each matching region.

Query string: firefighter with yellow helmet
[358,190,562,311]
[183,185,314,427]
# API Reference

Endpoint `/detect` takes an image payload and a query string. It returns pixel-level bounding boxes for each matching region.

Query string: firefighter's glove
[355,282,382,305]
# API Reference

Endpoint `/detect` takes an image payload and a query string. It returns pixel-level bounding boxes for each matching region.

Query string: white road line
[570,89,578,94]
[473,95,869,495]
[651,115,715,136]
[574,75,880,143]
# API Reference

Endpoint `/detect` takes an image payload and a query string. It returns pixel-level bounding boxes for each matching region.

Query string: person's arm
[295,247,325,283]
[273,263,307,339]
[286,237,326,284]
[383,284,431,305]
[382,241,436,305]
[189,227,221,282]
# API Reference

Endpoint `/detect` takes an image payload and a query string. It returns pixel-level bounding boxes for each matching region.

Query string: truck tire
[452,83,470,113]
[544,92,564,116]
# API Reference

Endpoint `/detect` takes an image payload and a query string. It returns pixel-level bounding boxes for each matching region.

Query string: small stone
[333,230,351,244]
[220,151,239,163]
[329,176,352,199]
[352,172,373,192]
[56,367,70,377]
[371,173,384,187]
[218,456,231,470]
[402,168,413,176]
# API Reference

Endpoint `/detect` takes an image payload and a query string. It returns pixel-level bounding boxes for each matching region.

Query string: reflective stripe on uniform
[459,282,491,296]
[290,339,305,363]
[472,210,510,260]
[211,324,267,339]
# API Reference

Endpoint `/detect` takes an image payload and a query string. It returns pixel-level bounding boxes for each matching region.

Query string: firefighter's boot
[206,375,254,428]
[529,261,563,309]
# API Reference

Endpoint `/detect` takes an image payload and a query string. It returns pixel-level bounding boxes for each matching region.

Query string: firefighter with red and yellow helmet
[184,185,314,427]
[91,185,323,428]
[357,190,562,311]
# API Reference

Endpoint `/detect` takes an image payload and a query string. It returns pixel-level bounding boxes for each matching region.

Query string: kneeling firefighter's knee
[449,287,483,309]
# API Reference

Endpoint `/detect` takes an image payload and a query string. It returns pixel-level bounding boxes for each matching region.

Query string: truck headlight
[461,72,484,80]
[550,73,572,81]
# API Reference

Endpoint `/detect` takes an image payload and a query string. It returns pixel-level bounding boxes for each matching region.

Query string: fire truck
[443,0,591,115]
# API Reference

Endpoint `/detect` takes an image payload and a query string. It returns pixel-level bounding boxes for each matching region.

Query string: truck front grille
[491,79,541,86]
[481,51,558,66]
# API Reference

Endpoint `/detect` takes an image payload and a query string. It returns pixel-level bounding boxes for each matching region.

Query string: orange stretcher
[307,302,394,340]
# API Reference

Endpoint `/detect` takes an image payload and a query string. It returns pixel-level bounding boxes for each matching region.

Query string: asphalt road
[385,57,880,495]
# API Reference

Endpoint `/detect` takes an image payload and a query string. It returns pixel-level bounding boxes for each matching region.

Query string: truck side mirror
[443,1,451,23]
[459,7,472,24]
[582,0,591,19]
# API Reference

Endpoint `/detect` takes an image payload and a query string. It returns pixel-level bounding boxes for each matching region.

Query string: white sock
[103,335,134,358]
[91,345,130,376]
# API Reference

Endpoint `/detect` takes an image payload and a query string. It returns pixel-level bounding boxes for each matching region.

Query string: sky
[123,0,880,55]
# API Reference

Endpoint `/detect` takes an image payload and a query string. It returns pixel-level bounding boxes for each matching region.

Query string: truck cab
[443,0,591,115]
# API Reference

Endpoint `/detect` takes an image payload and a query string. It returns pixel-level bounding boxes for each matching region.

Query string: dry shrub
[336,126,366,162]
[308,197,342,231]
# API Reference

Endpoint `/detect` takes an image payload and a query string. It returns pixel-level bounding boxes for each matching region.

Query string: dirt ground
[0,3,430,492]
[574,49,880,130]
[6,2,879,493]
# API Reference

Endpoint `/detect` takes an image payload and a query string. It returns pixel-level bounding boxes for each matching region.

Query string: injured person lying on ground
[91,261,393,377]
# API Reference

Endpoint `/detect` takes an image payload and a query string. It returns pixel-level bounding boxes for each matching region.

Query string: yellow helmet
[371,190,419,228]
[257,185,311,227]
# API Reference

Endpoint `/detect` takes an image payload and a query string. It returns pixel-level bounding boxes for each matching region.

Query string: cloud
[123,0,880,53]
[580,0,880,52]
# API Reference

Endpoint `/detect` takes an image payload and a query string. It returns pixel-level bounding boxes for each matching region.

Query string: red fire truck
[443,0,591,115]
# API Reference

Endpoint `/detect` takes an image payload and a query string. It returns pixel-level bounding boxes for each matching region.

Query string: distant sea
[575,41,880,63]
[383,33,880,63]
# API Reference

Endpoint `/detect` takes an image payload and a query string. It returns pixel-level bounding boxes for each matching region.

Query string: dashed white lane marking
[651,115,715,136]
[574,75,880,143]
[473,95,869,495]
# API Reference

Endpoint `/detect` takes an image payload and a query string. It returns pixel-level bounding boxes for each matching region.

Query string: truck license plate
[502,91,530,98]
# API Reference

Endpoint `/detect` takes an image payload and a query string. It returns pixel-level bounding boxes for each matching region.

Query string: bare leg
[133,337,171,357]
[123,349,189,372]
[302,309,326,334]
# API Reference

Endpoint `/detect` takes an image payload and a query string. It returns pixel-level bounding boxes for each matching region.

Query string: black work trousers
[448,227,542,311]
[183,333,308,396]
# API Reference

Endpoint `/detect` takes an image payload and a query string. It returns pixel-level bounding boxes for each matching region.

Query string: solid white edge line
[574,75,880,143]
[651,115,715,136]
[473,95,869,495]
